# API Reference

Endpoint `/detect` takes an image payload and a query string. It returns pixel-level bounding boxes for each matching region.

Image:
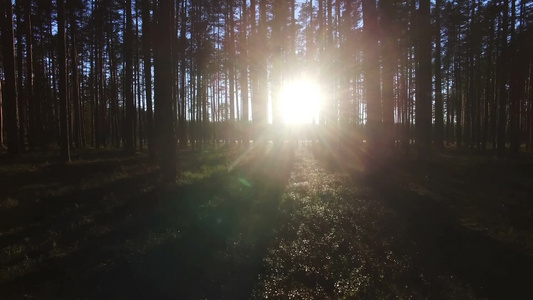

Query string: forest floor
[0,143,532,299]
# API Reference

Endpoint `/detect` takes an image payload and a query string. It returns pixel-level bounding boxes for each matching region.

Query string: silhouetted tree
[124,0,135,154]
[362,0,381,153]
[141,0,154,158]
[1,0,20,156]
[57,0,70,162]
[416,0,432,160]
[154,0,177,180]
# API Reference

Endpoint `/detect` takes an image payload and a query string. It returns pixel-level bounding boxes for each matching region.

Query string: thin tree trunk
[141,0,154,156]
[0,80,3,148]
[16,0,25,151]
[482,14,495,151]
[240,0,249,145]
[434,0,444,149]
[124,0,135,154]
[178,0,187,147]
[69,0,81,149]
[497,0,509,155]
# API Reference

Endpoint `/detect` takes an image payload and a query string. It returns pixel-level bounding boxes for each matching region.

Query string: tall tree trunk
[482,13,495,151]
[249,0,258,139]
[362,0,381,155]
[141,0,154,157]
[15,0,25,151]
[107,35,120,147]
[271,0,283,139]
[434,0,444,148]
[0,80,3,148]
[240,0,249,145]
[26,0,37,150]
[255,0,268,138]
[124,0,135,154]
[57,0,70,162]
[154,0,177,180]
[1,0,20,156]
[228,2,236,123]
[497,0,509,155]
[93,2,100,148]
[509,0,522,153]
[416,0,432,160]
[178,0,187,148]
[380,0,395,149]
[69,0,81,149]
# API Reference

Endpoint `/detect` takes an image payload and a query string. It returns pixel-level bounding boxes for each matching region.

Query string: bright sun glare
[280,79,322,124]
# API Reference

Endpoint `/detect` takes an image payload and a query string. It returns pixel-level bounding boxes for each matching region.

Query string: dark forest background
[1,0,532,174]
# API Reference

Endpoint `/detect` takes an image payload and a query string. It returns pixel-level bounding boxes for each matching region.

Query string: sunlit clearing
[280,79,322,124]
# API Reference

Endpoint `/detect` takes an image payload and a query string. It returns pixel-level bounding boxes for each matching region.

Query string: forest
[1,0,533,298]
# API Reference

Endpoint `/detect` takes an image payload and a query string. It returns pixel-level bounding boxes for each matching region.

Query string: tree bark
[497,0,509,155]
[240,0,249,145]
[124,0,135,154]
[68,0,81,149]
[141,0,154,157]
[15,0,27,152]
[380,0,396,149]
[416,0,432,160]
[434,0,444,148]
[154,0,177,180]
[57,0,70,162]
[362,0,381,153]
[1,0,20,156]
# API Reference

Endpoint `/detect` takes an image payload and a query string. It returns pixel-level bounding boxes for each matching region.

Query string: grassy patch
[0,144,294,298]
[2,144,531,298]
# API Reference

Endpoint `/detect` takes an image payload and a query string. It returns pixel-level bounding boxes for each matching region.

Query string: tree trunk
[142,0,154,157]
[240,0,249,145]
[0,79,3,148]
[154,0,177,180]
[482,13,495,151]
[380,0,396,149]
[257,0,268,134]
[497,0,509,155]
[26,0,38,150]
[57,0,70,162]
[434,0,444,148]
[178,0,187,148]
[362,0,381,154]
[124,0,135,154]
[1,0,20,156]
[15,0,26,151]
[69,0,81,149]
[509,0,522,153]
[416,0,432,160]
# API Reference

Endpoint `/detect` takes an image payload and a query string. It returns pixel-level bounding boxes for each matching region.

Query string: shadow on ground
[1,145,296,299]
[350,153,533,299]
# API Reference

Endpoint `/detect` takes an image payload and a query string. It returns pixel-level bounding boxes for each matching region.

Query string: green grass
[0,145,295,298]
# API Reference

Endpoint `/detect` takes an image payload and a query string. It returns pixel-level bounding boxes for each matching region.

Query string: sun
[280,78,323,124]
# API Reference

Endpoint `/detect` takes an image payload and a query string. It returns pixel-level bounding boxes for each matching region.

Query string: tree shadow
[0,152,149,200]
[1,145,296,299]
[0,156,156,245]
[78,145,295,299]
[357,163,533,299]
